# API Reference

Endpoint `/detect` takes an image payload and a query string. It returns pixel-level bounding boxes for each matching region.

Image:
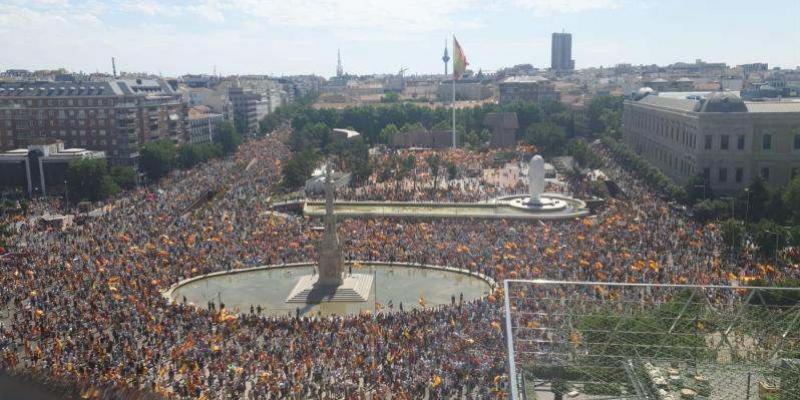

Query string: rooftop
[500,76,550,84]
[632,91,800,114]
[0,78,176,97]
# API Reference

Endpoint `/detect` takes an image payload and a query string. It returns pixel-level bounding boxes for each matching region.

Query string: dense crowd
[1,133,797,399]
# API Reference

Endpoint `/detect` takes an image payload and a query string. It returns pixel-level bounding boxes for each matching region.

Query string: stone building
[498,76,560,106]
[623,91,800,191]
[437,79,494,101]
[0,79,185,166]
[484,112,519,148]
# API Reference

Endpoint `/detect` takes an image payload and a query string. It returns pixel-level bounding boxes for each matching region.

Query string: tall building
[228,84,260,135]
[623,91,800,191]
[551,32,574,71]
[186,106,223,144]
[0,79,185,166]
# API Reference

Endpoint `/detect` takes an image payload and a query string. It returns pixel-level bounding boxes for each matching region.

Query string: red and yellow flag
[453,37,468,79]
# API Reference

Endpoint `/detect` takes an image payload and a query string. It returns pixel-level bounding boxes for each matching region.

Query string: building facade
[498,76,560,106]
[623,92,800,191]
[551,33,574,71]
[0,141,104,197]
[228,85,260,135]
[437,79,494,101]
[186,107,223,144]
[484,112,519,148]
[0,79,185,166]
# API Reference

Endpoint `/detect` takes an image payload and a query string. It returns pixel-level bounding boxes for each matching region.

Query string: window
[704,135,713,150]
[735,168,743,183]
[720,135,729,150]
[703,167,711,182]
[718,168,727,183]
[794,134,800,150]
[762,134,772,150]
[761,167,770,181]
[792,168,799,179]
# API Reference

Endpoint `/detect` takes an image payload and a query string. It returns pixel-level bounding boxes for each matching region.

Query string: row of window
[626,111,698,150]
[0,98,114,107]
[704,133,800,151]
[703,167,747,183]
[703,134,747,151]
[5,119,113,129]
[702,166,800,184]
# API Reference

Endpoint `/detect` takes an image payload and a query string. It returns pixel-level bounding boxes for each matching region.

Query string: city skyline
[1,0,798,77]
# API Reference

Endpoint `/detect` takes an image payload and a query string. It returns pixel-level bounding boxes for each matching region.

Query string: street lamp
[744,188,750,224]
[693,184,707,201]
[721,196,736,258]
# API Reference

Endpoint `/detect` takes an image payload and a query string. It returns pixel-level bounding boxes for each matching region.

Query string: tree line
[263,95,624,190]
[65,121,241,204]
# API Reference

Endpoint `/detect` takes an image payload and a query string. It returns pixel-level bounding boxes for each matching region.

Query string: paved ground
[0,373,63,400]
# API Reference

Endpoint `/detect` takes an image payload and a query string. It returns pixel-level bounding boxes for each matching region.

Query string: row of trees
[65,159,136,203]
[272,96,624,190]
[281,95,624,150]
[601,136,686,201]
[139,121,241,182]
[65,121,241,204]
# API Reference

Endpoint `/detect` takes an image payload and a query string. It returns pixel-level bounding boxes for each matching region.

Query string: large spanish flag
[453,36,468,80]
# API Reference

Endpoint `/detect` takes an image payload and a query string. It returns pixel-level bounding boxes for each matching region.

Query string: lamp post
[721,196,736,258]
[693,184,706,201]
[744,188,750,224]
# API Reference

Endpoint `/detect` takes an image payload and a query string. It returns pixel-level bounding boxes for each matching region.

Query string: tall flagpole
[452,36,456,149]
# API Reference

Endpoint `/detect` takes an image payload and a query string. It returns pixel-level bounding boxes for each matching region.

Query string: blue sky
[1,0,798,77]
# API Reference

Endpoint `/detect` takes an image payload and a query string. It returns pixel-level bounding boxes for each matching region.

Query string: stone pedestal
[286,273,373,303]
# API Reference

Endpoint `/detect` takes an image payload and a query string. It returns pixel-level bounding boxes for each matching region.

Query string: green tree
[379,123,400,144]
[746,178,770,222]
[66,158,119,203]
[139,139,176,182]
[281,149,319,189]
[446,161,457,182]
[692,199,730,222]
[753,219,788,257]
[586,95,624,137]
[109,166,137,190]
[215,121,242,155]
[525,121,567,156]
[782,176,800,223]
[426,154,442,189]
[684,175,710,205]
[720,218,745,252]
[380,92,399,103]
[178,143,222,169]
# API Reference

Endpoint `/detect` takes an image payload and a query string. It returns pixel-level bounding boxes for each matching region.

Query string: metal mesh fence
[504,280,800,400]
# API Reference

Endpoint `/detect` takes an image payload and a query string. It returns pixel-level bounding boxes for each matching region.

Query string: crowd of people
[1,131,797,399]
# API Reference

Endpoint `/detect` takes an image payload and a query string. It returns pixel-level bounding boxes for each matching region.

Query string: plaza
[166,262,494,317]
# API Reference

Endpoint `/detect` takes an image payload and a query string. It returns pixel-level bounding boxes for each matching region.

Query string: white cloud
[510,0,623,14]
[119,0,165,15]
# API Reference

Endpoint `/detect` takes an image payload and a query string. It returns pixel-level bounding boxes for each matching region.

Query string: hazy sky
[1,0,798,77]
